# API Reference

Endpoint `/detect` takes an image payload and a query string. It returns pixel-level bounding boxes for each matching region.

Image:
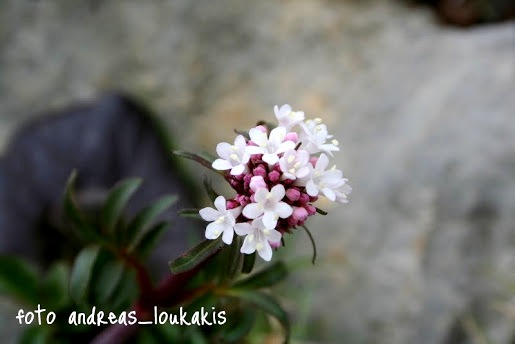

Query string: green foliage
[0,256,39,306]
[169,237,224,274]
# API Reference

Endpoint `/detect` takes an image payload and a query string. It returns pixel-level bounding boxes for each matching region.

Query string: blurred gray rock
[0,0,513,343]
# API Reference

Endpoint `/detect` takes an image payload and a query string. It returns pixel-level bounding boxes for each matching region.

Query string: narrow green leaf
[301,225,317,265]
[126,195,177,246]
[169,238,223,274]
[132,222,170,257]
[69,245,100,303]
[224,289,290,344]
[100,178,142,235]
[241,252,256,274]
[234,261,288,289]
[222,308,255,342]
[92,259,126,305]
[40,262,70,309]
[0,257,38,305]
[315,207,328,215]
[177,208,202,219]
[203,176,219,202]
[173,150,218,172]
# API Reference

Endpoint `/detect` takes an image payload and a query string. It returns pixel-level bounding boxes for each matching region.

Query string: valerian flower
[299,118,340,156]
[279,149,311,180]
[242,184,293,229]
[212,135,250,175]
[304,153,347,201]
[199,196,242,244]
[274,104,305,130]
[246,126,295,165]
[234,218,282,261]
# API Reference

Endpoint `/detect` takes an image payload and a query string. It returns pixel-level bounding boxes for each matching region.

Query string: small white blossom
[242,184,293,229]
[199,196,242,244]
[299,119,340,156]
[246,127,295,165]
[274,104,305,130]
[234,218,282,261]
[334,183,352,204]
[279,149,311,180]
[305,153,347,201]
[212,135,250,175]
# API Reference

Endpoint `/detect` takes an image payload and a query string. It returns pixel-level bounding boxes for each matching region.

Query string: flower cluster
[199,104,351,261]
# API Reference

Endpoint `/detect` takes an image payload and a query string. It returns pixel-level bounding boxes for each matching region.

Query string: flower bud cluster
[199,104,351,261]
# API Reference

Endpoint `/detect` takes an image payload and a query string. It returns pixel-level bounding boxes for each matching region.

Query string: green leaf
[132,221,170,257]
[224,289,290,344]
[241,252,256,274]
[222,308,255,342]
[63,171,101,242]
[173,150,219,172]
[233,129,250,140]
[301,225,317,265]
[203,176,219,202]
[0,256,38,305]
[40,262,70,309]
[92,259,126,305]
[169,238,223,274]
[100,178,142,235]
[69,245,100,303]
[177,208,202,219]
[126,194,177,246]
[234,261,288,289]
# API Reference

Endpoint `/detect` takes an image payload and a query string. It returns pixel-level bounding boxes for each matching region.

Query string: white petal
[199,207,218,221]
[262,211,278,229]
[316,153,330,172]
[296,166,311,179]
[242,203,263,219]
[306,179,319,197]
[216,142,232,159]
[270,184,285,201]
[205,222,224,239]
[245,145,264,155]
[222,227,234,244]
[212,159,232,171]
[277,140,295,154]
[253,187,269,203]
[214,196,226,212]
[230,164,245,175]
[322,188,336,201]
[234,222,253,236]
[274,202,293,218]
[234,135,247,149]
[262,153,279,165]
[269,127,286,144]
[257,241,273,261]
[267,229,282,243]
[228,206,242,219]
[296,150,310,164]
[241,236,257,254]
[249,128,267,146]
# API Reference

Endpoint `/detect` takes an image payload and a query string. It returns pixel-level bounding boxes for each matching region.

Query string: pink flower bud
[269,240,282,249]
[255,125,267,133]
[286,188,301,201]
[309,156,318,167]
[250,175,266,192]
[284,132,298,142]
[292,207,308,222]
[304,204,317,216]
[253,165,267,177]
[299,192,310,204]
[226,199,240,209]
[268,170,280,183]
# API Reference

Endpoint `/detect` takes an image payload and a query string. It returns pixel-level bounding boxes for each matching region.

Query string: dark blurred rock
[0,93,202,278]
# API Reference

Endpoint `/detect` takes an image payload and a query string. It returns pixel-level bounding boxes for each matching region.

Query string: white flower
[234,218,282,261]
[299,119,340,156]
[274,104,305,130]
[242,184,293,229]
[246,127,295,165]
[305,153,347,201]
[212,135,250,175]
[199,196,242,244]
[279,149,311,180]
[334,183,352,204]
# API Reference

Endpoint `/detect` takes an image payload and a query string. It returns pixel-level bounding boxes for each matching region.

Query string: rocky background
[1,1,514,343]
